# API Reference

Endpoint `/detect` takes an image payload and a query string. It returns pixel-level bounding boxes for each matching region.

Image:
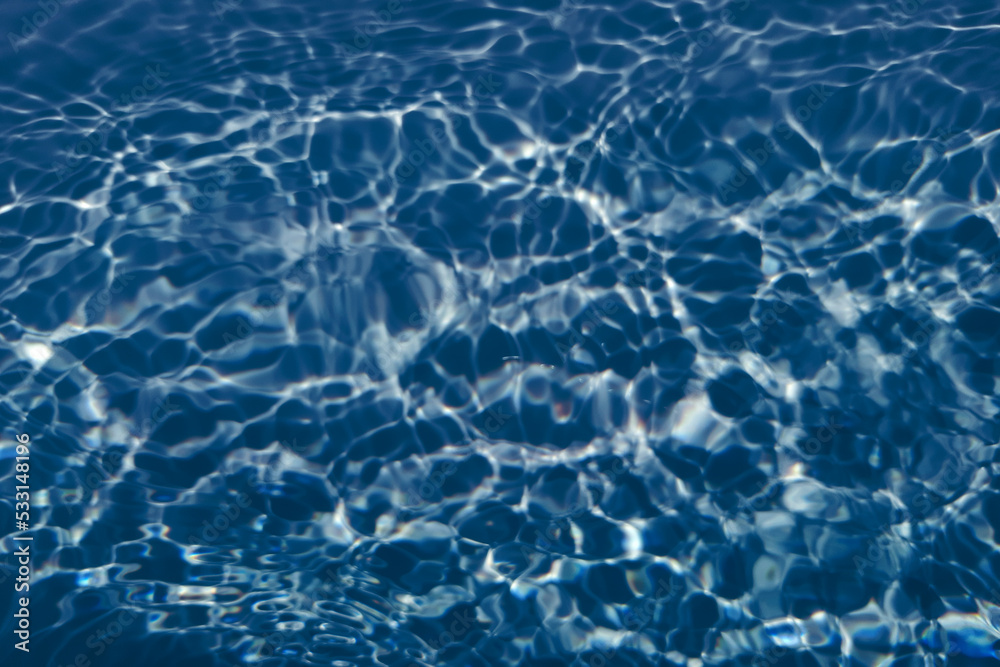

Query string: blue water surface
[1,0,1000,665]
